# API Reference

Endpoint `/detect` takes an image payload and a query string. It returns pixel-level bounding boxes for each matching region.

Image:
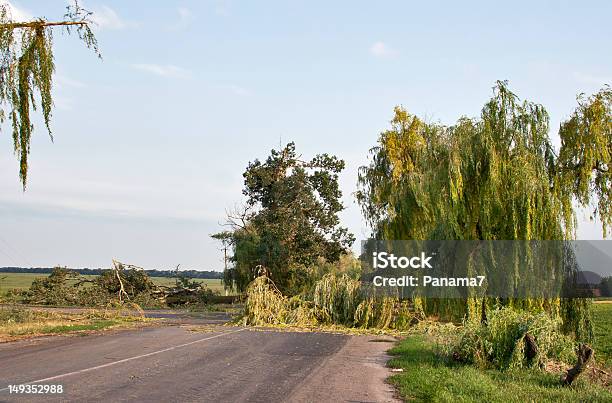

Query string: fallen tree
[17,260,218,307]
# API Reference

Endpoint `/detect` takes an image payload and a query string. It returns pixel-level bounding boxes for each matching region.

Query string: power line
[0,244,20,266]
[0,235,34,267]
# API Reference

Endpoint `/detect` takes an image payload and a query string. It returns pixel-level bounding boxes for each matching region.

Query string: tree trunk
[524,333,539,366]
[563,344,594,386]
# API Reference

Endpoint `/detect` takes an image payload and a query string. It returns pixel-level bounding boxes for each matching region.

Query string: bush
[452,307,576,369]
[21,267,80,305]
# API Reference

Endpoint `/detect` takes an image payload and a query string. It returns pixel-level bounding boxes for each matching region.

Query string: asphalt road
[0,318,398,402]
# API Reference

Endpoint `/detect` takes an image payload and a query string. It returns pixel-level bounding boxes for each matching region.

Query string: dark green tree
[215,142,354,294]
[599,277,612,297]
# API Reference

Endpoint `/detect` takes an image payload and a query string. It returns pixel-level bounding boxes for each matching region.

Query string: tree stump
[524,333,539,366]
[563,344,594,386]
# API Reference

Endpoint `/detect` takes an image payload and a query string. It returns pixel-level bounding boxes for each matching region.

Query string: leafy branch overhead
[0,1,100,189]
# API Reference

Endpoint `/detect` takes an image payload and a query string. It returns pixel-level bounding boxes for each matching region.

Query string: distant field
[0,273,227,296]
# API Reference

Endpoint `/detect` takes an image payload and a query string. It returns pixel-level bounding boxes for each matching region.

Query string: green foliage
[242,274,416,330]
[560,297,593,342]
[308,254,362,282]
[599,277,612,297]
[95,267,156,297]
[453,307,575,370]
[217,228,262,293]
[18,266,199,308]
[0,1,100,189]
[556,86,612,236]
[356,81,611,333]
[243,275,289,325]
[216,142,355,294]
[21,267,80,305]
[357,81,571,241]
[312,273,361,325]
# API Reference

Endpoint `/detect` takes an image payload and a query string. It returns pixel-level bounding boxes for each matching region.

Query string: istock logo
[372,252,434,269]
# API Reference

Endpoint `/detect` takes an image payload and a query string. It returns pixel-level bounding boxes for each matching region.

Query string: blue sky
[0,0,610,270]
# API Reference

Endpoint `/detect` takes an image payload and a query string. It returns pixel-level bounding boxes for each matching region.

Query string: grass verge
[387,335,611,402]
[387,304,612,402]
[0,306,150,342]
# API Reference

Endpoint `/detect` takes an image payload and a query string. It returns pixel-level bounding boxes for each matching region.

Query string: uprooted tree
[0,1,100,189]
[214,142,355,295]
[356,81,611,340]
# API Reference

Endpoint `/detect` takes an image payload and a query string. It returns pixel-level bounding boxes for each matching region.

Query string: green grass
[592,302,612,368]
[0,272,228,296]
[387,335,611,402]
[388,305,612,402]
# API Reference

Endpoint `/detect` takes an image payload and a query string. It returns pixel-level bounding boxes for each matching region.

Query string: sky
[0,0,610,271]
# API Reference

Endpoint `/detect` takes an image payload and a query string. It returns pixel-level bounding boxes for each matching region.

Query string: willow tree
[0,1,100,189]
[357,81,611,337]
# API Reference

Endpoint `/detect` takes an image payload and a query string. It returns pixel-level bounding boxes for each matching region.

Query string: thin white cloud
[573,72,611,87]
[1,1,32,21]
[56,74,87,89]
[131,63,191,79]
[177,7,193,24]
[167,6,194,30]
[227,85,251,97]
[369,41,398,58]
[87,4,138,31]
[54,75,86,110]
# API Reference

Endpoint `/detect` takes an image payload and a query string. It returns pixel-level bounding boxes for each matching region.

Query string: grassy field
[0,272,227,296]
[388,303,612,402]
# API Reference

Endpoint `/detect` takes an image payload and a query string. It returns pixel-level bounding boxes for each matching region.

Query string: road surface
[0,315,398,402]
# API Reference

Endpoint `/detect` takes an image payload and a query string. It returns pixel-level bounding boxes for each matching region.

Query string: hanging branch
[0,1,100,189]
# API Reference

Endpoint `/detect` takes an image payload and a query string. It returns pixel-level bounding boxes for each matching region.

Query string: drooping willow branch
[0,1,100,190]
